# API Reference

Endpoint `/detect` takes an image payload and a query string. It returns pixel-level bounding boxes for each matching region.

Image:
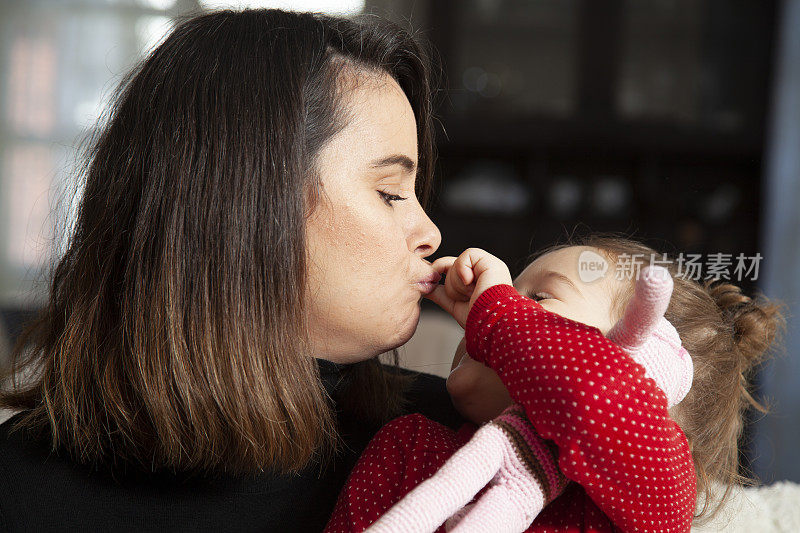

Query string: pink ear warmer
[607,265,694,408]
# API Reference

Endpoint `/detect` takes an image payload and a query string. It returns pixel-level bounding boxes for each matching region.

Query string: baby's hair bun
[707,282,786,369]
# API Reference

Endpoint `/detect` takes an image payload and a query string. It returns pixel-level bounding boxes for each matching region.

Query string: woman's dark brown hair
[0,9,441,475]
[530,234,786,523]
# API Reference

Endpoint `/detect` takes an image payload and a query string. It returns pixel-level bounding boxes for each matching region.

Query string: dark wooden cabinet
[424,0,777,291]
[422,0,779,475]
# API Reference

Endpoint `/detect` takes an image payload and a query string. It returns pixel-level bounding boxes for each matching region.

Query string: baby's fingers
[453,254,476,286]
[425,284,455,315]
[430,256,457,275]
[431,256,474,301]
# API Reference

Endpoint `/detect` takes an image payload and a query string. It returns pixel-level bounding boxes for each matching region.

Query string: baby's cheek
[451,337,468,370]
[447,355,490,395]
[538,301,570,320]
[540,301,613,333]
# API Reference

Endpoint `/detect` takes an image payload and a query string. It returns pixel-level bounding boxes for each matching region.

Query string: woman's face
[305,72,442,363]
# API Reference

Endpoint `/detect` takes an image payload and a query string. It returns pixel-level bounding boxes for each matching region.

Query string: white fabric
[691,481,800,533]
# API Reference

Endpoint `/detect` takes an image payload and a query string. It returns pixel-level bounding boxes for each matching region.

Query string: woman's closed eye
[378,190,408,206]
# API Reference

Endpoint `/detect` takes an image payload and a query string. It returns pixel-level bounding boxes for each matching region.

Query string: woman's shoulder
[0,409,350,532]
[0,409,47,460]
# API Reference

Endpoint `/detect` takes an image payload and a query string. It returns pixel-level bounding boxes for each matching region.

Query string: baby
[448,242,689,426]
[364,240,693,532]
[326,235,783,533]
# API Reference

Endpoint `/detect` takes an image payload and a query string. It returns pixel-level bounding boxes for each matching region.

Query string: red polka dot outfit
[325,284,696,532]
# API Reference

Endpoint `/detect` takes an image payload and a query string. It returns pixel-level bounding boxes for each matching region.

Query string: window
[0,0,181,305]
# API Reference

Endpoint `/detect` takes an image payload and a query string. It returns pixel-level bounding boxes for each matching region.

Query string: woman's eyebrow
[369,154,417,174]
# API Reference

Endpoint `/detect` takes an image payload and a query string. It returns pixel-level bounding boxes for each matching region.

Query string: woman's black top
[0,360,463,532]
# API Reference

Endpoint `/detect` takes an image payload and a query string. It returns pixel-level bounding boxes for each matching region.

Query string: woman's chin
[385,304,422,351]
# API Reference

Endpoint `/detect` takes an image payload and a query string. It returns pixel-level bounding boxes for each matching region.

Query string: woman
[0,9,459,532]
[0,9,696,533]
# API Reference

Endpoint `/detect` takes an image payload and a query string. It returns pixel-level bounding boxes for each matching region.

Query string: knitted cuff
[491,404,569,504]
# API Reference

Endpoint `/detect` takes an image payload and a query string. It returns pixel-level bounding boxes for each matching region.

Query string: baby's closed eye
[524,290,555,302]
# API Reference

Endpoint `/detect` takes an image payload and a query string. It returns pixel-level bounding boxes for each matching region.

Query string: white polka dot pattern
[465,284,696,532]
[324,284,696,533]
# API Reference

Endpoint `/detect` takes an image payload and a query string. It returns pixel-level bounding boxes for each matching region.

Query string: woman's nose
[410,207,441,258]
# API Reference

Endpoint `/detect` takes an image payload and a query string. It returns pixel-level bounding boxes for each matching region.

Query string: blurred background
[0,0,797,486]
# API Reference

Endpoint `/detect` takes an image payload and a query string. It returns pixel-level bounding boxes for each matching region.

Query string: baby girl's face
[513,246,624,335]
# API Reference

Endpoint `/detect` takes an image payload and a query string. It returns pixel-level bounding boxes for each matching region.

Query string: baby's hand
[424,248,512,329]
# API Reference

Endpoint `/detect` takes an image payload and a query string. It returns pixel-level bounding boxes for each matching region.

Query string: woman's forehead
[313,75,418,195]
[336,73,417,157]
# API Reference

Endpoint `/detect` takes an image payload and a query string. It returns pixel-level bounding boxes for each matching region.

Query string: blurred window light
[6,31,57,137]
[548,177,582,218]
[443,161,529,216]
[0,0,184,305]
[138,0,177,9]
[198,0,365,14]
[592,176,630,217]
[60,12,129,129]
[136,15,175,56]
[3,144,54,271]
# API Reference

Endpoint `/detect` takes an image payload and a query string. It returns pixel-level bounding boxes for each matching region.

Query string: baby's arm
[449,264,692,428]
[465,284,696,533]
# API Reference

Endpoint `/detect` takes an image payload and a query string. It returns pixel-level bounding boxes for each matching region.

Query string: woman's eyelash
[378,190,408,206]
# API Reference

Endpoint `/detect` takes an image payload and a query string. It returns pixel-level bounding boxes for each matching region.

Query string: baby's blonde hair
[528,234,786,524]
